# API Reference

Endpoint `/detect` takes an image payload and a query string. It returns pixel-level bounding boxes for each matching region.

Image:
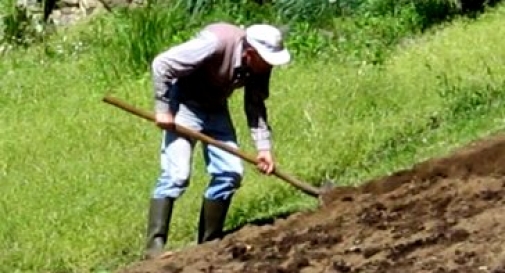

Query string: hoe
[102,95,336,206]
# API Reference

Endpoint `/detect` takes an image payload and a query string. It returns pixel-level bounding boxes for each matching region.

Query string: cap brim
[257,48,291,66]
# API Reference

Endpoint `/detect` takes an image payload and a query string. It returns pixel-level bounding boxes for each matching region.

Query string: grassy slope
[2,4,505,272]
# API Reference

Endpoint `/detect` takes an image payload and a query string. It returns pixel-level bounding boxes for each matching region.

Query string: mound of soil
[118,133,505,273]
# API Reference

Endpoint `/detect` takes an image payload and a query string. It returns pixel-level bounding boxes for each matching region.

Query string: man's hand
[256,150,275,175]
[155,112,175,130]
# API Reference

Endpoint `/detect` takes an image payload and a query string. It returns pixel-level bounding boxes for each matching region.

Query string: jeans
[151,91,244,201]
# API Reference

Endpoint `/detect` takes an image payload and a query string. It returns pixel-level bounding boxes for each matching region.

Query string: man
[144,21,291,260]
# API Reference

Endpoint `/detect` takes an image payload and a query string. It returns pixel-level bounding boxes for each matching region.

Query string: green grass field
[2,2,505,272]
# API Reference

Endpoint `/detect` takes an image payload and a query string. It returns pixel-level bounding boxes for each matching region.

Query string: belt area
[180,98,228,112]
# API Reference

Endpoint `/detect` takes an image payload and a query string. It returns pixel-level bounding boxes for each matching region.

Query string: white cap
[245,24,291,66]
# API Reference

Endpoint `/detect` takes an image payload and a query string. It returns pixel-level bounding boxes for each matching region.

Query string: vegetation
[1,0,505,272]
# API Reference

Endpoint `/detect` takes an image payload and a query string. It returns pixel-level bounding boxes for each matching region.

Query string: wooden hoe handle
[102,95,322,198]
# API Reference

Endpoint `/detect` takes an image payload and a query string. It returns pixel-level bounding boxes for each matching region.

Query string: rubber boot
[197,198,231,244]
[144,197,174,260]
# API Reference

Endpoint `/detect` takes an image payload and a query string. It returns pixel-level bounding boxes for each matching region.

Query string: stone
[100,0,134,9]
[16,0,39,8]
[59,0,80,7]
[7,0,143,29]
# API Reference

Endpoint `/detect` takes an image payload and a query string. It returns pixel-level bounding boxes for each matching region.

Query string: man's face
[243,47,272,74]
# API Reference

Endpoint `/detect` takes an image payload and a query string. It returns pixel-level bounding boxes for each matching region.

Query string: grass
[2,2,505,273]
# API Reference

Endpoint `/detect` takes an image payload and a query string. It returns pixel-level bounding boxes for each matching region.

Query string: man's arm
[151,30,219,113]
[244,70,273,151]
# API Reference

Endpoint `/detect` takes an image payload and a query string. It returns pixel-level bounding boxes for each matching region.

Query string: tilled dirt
[117,133,505,273]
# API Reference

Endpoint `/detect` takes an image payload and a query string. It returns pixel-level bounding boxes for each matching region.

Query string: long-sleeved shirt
[151,24,272,151]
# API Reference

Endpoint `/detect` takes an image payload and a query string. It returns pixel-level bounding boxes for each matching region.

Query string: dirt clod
[118,134,505,273]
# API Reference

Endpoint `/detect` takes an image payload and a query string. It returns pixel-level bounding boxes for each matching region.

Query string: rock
[101,0,134,8]
[58,0,80,8]
[16,0,39,9]
[5,0,143,36]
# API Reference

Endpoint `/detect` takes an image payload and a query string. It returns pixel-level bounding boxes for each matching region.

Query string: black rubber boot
[197,198,231,244]
[144,197,174,260]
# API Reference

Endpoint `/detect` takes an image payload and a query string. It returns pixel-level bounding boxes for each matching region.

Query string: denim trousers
[151,96,244,201]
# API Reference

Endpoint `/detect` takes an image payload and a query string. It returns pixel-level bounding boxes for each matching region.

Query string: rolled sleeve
[244,70,273,151]
[151,30,219,113]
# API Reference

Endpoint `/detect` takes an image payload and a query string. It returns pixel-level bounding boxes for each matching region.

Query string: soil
[117,133,505,273]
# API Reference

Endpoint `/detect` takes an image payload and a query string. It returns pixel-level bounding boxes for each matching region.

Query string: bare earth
[117,133,505,273]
